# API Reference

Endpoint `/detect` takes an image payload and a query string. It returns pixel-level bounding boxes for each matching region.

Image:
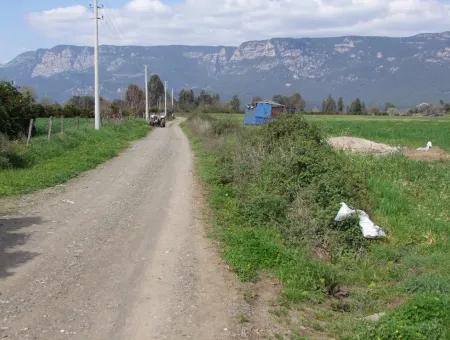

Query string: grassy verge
[0,119,149,197]
[183,114,449,339]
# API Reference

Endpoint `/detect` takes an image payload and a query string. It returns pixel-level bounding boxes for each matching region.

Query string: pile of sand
[328,137,399,155]
[328,136,450,161]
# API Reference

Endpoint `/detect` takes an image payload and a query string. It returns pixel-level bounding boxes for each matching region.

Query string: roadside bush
[0,134,11,169]
[0,81,35,138]
[0,134,27,169]
[186,114,371,283]
[232,116,370,256]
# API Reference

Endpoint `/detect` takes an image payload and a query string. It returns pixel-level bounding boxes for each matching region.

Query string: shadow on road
[0,217,41,278]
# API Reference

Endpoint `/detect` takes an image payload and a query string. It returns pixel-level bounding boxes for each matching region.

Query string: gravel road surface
[0,120,249,339]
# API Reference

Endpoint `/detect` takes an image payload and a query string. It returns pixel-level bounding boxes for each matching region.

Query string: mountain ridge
[1,32,450,107]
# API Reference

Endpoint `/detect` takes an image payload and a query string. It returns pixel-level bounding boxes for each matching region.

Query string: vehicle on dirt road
[149,113,166,128]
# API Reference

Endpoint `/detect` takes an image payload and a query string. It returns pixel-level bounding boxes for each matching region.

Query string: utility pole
[164,81,168,117]
[93,0,102,130]
[171,88,174,111]
[144,65,149,121]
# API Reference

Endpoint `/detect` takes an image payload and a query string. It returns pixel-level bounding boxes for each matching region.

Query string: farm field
[306,114,450,151]
[184,113,450,339]
[0,118,149,197]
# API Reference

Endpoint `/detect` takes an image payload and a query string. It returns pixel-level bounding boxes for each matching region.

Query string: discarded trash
[364,312,386,322]
[62,199,75,205]
[416,141,432,151]
[335,202,386,239]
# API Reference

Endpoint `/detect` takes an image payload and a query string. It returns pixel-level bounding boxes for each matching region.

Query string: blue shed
[244,101,285,125]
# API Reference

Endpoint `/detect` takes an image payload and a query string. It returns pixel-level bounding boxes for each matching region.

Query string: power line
[108,14,127,43]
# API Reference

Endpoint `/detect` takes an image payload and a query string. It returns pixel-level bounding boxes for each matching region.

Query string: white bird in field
[416,141,432,151]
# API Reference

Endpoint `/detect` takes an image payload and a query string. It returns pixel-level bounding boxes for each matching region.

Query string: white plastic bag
[334,202,386,239]
[416,141,432,151]
[357,210,386,238]
[335,202,356,221]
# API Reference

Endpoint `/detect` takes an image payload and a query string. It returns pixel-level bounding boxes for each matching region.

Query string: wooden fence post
[26,118,34,146]
[47,116,53,141]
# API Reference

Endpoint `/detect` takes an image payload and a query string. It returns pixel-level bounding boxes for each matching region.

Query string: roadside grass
[0,118,149,197]
[34,117,94,136]
[183,113,449,339]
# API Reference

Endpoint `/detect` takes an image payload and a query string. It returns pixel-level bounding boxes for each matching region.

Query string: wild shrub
[0,82,34,138]
[0,134,11,169]
[188,114,370,255]
[0,134,27,169]
[231,116,370,256]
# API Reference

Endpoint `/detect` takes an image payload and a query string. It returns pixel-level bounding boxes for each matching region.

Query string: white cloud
[125,0,170,13]
[26,0,450,47]
[27,5,90,42]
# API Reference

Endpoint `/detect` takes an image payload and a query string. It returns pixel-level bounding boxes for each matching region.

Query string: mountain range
[1,32,450,107]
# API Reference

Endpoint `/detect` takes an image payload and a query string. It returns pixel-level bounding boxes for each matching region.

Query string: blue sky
[1,0,450,63]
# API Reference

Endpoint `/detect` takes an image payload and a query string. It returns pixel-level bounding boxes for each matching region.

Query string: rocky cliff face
[1,32,450,106]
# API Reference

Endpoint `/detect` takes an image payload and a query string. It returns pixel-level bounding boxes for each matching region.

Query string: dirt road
[0,120,254,339]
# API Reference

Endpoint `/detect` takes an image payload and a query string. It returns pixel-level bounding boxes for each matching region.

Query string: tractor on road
[149,113,166,128]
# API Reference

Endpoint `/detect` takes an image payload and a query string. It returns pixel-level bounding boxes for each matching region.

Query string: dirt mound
[404,147,450,161]
[328,136,450,161]
[328,137,399,155]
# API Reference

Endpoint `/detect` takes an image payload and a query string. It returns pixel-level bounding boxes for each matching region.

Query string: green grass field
[184,113,450,339]
[306,115,450,151]
[0,118,149,197]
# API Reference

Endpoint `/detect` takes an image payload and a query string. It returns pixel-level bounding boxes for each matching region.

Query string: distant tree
[387,107,400,116]
[229,95,241,113]
[272,95,284,105]
[66,96,95,116]
[368,107,381,115]
[444,103,450,113]
[197,90,220,107]
[148,75,164,109]
[271,93,305,112]
[125,85,145,116]
[20,86,37,103]
[348,98,363,114]
[384,102,396,112]
[40,97,56,107]
[290,93,306,112]
[251,96,263,106]
[337,97,344,113]
[322,95,337,113]
[178,88,195,111]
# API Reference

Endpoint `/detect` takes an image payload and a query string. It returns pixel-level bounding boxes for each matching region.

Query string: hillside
[1,32,450,106]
